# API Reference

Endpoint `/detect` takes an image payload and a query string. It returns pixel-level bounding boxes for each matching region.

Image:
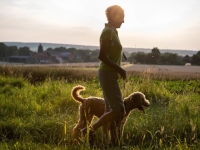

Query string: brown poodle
[71,85,150,147]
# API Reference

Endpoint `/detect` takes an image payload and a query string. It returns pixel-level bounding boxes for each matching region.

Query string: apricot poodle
[71,85,150,147]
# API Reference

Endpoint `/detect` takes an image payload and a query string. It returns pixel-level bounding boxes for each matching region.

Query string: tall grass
[0,66,199,149]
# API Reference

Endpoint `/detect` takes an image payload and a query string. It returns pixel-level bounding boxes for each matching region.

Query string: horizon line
[2,41,199,51]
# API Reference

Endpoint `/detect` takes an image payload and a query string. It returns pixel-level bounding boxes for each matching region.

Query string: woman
[81,5,126,146]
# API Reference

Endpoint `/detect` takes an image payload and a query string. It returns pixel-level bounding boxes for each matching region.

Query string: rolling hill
[3,42,198,56]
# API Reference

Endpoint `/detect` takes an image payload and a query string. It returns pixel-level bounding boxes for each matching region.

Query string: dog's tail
[71,85,86,103]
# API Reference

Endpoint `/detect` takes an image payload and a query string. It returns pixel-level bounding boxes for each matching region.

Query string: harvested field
[123,64,200,79]
[1,62,200,79]
[124,64,200,73]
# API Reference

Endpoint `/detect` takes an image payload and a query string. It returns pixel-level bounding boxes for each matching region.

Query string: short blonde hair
[105,5,124,21]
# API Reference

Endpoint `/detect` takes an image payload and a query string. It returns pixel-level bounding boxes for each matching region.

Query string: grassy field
[0,66,200,150]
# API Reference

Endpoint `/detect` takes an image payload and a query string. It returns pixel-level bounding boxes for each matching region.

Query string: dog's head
[128,92,150,113]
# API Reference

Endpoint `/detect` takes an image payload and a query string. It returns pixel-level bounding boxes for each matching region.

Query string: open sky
[0,0,200,50]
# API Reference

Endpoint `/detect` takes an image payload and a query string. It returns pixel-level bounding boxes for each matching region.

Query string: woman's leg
[92,110,124,131]
[81,70,125,146]
[81,110,124,134]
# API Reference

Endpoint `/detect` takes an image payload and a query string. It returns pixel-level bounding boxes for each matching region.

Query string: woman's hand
[117,67,126,80]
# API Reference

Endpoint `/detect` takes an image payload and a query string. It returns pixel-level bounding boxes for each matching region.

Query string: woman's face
[110,11,124,28]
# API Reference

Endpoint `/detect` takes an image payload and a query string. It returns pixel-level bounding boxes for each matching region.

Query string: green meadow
[0,66,199,150]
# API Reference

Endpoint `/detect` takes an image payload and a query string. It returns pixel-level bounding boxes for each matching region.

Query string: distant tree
[77,50,90,59]
[160,53,178,64]
[146,53,156,64]
[84,55,92,62]
[19,47,31,56]
[0,42,7,60]
[167,53,178,65]
[54,47,67,52]
[66,48,77,53]
[151,47,160,55]
[150,47,160,64]
[191,51,200,65]
[90,49,99,57]
[38,44,43,53]
[160,54,168,64]
[169,53,178,64]
[182,55,191,63]
[46,47,53,52]
[6,46,18,59]
[128,52,136,63]
[134,52,146,64]
[89,50,100,62]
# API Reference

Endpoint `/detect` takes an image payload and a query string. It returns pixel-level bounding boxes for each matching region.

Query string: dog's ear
[137,105,145,114]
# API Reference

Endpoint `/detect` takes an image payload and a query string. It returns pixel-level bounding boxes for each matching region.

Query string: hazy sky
[0,0,200,50]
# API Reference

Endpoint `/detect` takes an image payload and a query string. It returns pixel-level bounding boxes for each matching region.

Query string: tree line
[0,42,199,65]
[0,43,32,61]
[45,46,100,62]
[128,47,200,65]
[0,42,99,62]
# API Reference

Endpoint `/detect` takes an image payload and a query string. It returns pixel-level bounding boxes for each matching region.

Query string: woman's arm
[98,39,126,79]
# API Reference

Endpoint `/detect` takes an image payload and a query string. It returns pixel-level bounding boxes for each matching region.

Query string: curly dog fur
[71,85,150,146]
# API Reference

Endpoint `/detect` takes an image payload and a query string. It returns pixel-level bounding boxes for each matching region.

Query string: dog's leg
[110,119,123,147]
[110,120,120,147]
[102,122,110,148]
[80,108,95,146]
[72,106,89,144]
[119,117,128,146]
[116,120,122,147]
